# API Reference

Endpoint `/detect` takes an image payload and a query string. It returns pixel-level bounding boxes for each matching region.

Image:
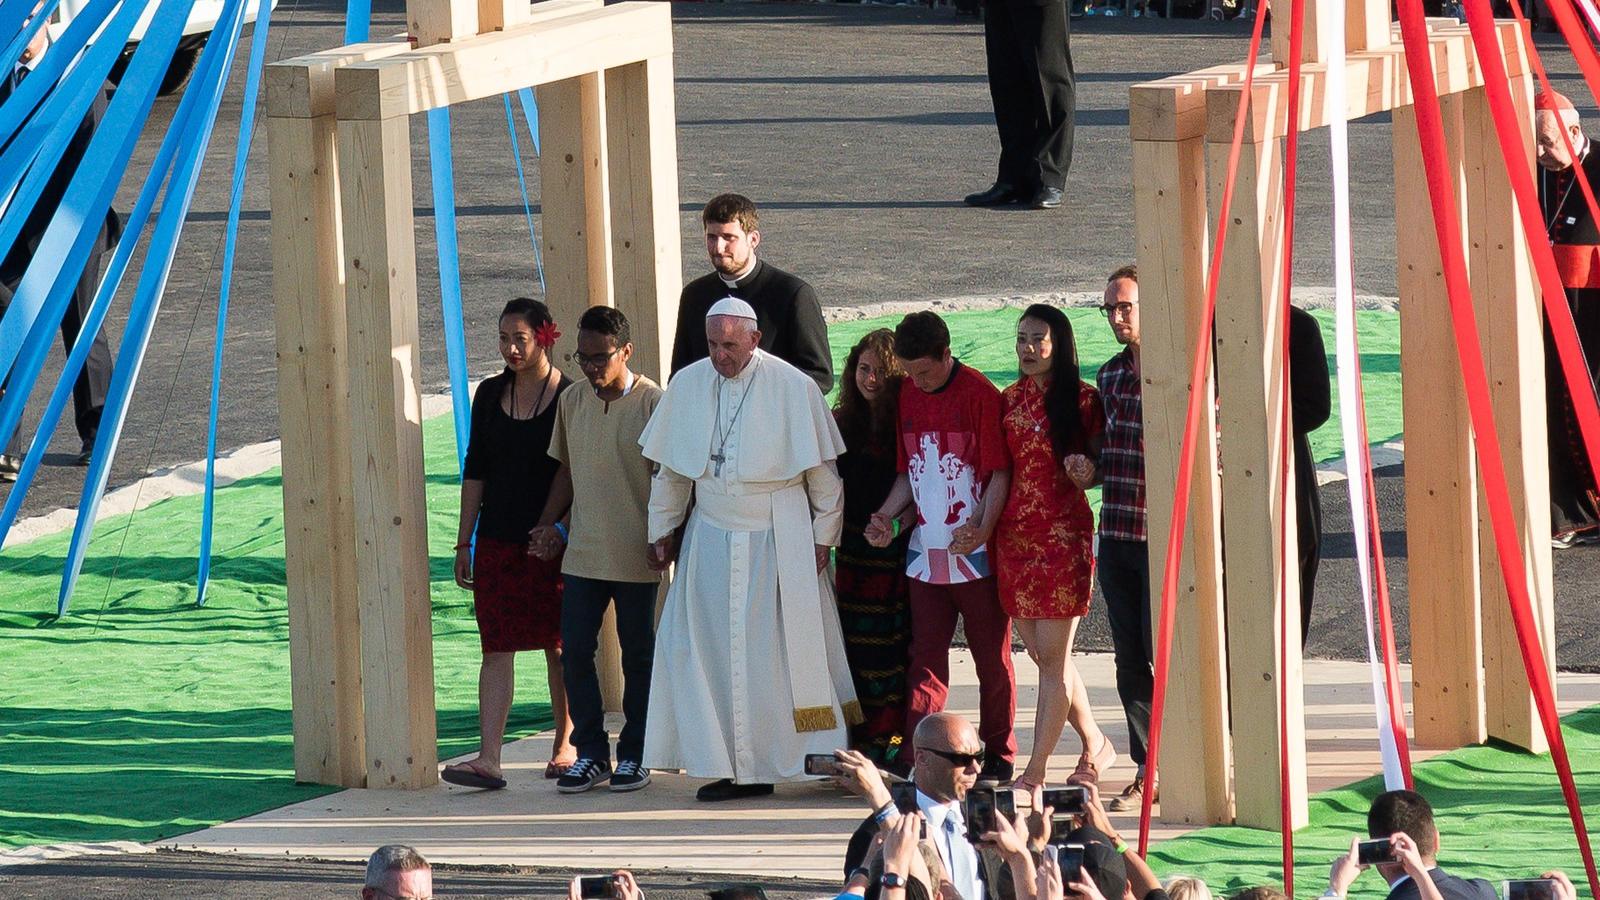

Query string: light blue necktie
[944,809,979,899]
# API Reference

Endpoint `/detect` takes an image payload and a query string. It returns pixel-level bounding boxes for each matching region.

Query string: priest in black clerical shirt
[669,193,833,394]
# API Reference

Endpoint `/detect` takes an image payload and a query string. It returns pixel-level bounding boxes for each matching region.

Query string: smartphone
[1042,785,1089,816]
[964,786,1015,843]
[1055,842,1086,880]
[1356,838,1396,865]
[1048,813,1078,845]
[803,752,840,776]
[890,780,919,814]
[1503,880,1558,900]
[575,875,617,899]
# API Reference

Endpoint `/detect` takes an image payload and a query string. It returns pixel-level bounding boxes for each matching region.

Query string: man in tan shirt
[532,306,664,794]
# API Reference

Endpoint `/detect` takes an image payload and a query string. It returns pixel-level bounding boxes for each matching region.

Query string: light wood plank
[1393,99,1486,749]
[604,55,682,385]
[1269,0,1340,66]
[537,73,613,383]
[1209,134,1308,831]
[1133,136,1233,825]
[1349,0,1391,52]
[336,3,672,120]
[478,0,529,31]
[1468,71,1556,752]
[269,113,368,789]
[337,112,440,788]
[409,0,478,47]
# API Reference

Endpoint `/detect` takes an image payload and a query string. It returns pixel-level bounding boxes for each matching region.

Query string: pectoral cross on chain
[710,452,727,477]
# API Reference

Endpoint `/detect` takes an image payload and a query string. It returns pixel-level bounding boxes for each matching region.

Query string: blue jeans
[560,574,658,763]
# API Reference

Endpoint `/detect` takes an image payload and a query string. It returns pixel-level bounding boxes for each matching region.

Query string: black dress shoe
[1030,186,1064,210]
[695,778,775,802]
[964,182,1021,207]
[978,755,1014,785]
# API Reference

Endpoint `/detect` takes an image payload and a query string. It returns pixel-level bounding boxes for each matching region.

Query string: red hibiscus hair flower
[535,321,562,349]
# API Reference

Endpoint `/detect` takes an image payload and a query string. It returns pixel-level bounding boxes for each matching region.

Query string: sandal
[544,759,576,779]
[1012,773,1045,796]
[1072,736,1118,784]
[441,759,507,790]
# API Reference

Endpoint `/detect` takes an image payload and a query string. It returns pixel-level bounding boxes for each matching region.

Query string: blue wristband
[553,522,569,544]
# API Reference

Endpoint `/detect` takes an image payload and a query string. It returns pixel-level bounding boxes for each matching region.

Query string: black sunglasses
[923,747,985,767]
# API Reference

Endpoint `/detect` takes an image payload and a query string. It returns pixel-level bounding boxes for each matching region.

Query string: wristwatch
[880,872,908,889]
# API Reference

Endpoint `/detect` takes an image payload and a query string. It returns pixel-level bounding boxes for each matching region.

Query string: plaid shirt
[1097,347,1147,542]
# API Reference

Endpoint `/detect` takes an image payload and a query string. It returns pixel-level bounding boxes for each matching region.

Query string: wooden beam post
[1270,0,1340,66]
[604,54,682,385]
[537,71,614,380]
[478,0,529,32]
[267,77,367,790]
[1129,71,1243,827]
[1468,64,1556,753]
[337,109,439,788]
[1394,95,1486,748]
[1348,0,1391,53]
[1209,131,1309,831]
[409,0,478,47]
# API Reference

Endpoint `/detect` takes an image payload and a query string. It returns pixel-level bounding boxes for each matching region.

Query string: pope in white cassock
[638,296,861,802]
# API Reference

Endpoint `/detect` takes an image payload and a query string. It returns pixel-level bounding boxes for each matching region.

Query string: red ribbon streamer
[1398,3,1600,898]
[1137,0,1272,858]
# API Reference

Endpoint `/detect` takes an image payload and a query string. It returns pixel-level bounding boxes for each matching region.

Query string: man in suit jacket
[1324,790,1496,900]
[668,193,832,394]
[0,17,120,478]
[964,0,1076,211]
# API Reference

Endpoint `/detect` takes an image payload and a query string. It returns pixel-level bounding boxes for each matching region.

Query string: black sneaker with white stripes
[609,759,651,792]
[556,758,610,794]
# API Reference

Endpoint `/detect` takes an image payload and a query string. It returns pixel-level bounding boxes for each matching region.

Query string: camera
[963,786,1015,843]
[575,875,618,899]
[890,780,919,814]
[1052,842,1086,880]
[1042,785,1089,816]
[1503,880,1558,900]
[1356,838,1396,865]
[803,752,840,777]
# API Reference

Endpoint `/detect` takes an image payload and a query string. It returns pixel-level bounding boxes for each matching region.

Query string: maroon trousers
[904,577,1018,760]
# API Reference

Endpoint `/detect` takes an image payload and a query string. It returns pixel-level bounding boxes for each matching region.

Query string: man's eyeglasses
[1100,302,1137,320]
[923,746,985,767]
[574,349,619,369]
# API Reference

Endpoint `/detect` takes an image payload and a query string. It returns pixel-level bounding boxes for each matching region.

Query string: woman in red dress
[994,303,1116,794]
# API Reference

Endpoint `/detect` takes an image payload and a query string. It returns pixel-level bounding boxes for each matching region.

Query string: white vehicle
[50,0,275,96]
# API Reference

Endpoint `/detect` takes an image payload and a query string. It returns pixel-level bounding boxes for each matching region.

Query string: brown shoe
[1107,776,1158,812]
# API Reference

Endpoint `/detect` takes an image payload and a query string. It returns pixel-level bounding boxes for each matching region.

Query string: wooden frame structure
[1132,1,1556,830]
[266,0,680,788]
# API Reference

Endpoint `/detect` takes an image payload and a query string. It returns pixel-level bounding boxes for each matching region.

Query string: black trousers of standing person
[1097,536,1152,768]
[0,234,116,458]
[1295,432,1322,648]
[983,0,1076,192]
[560,575,658,765]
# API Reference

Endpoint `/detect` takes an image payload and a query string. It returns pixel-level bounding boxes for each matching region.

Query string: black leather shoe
[978,755,1014,785]
[964,182,1021,207]
[1030,186,1064,210]
[695,778,775,802]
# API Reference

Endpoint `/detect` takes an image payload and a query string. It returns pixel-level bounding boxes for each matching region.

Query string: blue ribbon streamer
[196,0,275,606]
[0,0,159,384]
[0,0,218,554]
[0,0,121,152]
[344,0,370,43]
[427,106,472,475]
[502,93,546,294]
[57,0,250,614]
[516,87,540,156]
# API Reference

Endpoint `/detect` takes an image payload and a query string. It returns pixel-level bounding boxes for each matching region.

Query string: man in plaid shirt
[1094,264,1155,812]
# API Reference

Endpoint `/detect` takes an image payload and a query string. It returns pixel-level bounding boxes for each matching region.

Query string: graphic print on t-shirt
[905,430,989,584]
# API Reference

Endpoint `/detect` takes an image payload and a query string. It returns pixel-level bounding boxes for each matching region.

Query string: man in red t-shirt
[867,311,1017,781]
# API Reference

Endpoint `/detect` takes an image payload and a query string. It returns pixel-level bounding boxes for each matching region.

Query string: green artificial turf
[1147,707,1600,898]
[0,307,1423,856]
[0,414,555,850]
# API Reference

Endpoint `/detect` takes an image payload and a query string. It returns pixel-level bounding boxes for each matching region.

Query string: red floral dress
[993,377,1104,619]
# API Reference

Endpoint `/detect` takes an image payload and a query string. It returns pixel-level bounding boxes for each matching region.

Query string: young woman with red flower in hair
[444,297,576,789]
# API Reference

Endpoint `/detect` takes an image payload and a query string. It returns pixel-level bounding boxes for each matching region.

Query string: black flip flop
[441,762,507,790]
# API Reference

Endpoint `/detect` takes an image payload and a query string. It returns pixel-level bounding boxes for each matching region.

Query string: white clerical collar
[718,257,759,288]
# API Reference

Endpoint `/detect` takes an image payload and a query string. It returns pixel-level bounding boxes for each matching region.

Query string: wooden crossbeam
[336,3,672,121]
